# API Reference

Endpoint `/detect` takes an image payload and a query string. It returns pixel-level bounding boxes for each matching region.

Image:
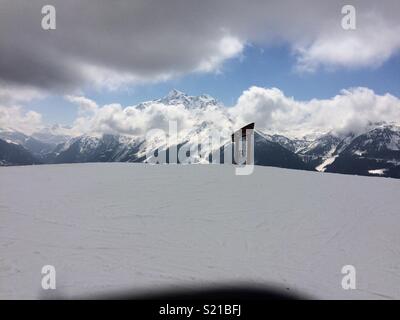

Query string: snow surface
[1,163,400,299]
[315,156,338,172]
[368,169,387,175]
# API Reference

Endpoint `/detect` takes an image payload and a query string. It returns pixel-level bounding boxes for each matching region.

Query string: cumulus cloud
[0,106,43,135]
[0,1,399,91]
[65,95,98,116]
[66,100,195,137]
[231,86,400,137]
[65,93,235,141]
[2,85,399,139]
[62,86,400,140]
[0,83,45,134]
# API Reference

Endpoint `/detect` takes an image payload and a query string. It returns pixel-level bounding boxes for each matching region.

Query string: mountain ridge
[1,90,400,178]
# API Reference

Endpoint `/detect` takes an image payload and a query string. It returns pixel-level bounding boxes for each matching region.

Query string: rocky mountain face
[0,138,40,166]
[1,91,399,179]
[324,125,400,178]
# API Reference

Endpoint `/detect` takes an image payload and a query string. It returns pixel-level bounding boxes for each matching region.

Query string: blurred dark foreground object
[86,284,307,300]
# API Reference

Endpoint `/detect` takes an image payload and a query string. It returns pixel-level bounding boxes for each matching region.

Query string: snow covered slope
[325,125,400,178]
[1,163,399,299]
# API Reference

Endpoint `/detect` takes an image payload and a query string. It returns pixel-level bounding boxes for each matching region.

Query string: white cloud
[0,105,43,135]
[65,95,235,141]
[195,36,244,73]
[65,95,99,116]
[66,100,195,137]
[231,86,400,137]
[63,86,400,140]
[0,83,45,134]
[295,14,400,72]
[2,85,399,140]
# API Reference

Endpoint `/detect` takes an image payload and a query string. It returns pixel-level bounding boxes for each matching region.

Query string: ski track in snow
[0,163,400,299]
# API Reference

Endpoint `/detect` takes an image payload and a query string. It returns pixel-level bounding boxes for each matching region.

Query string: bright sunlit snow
[1,163,399,299]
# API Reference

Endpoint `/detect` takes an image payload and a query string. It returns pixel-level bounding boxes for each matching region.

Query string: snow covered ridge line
[1,89,400,178]
[1,121,400,179]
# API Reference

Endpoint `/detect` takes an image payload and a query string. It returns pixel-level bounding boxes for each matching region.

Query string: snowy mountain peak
[166,89,185,99]
[134,90,221,111]
[159,90,220,109]
[343,124,400,155]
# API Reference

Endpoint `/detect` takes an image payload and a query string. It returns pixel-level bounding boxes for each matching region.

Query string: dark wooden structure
[231,122,255,142]
[231,122,255,165]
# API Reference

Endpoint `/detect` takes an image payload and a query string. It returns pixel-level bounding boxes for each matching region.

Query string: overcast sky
[0,0,399,136]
